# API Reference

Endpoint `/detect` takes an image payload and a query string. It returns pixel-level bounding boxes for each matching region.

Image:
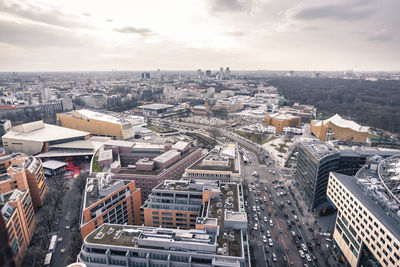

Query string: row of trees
[269,77,400,134]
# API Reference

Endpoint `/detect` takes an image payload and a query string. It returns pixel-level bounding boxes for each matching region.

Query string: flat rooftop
[302,141,340,160]
[138,104,174,110]
[3,121,90,142]
[84,178,131,209]
[85,224,218,253]
[189,157,237,173]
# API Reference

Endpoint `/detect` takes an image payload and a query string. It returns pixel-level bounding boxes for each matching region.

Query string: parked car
[269,220,274,227]
[254,224,258,231]
[262,235,267,243]
[272,253,277,262]
[291,231,296,237]
[268,238,274,247]
[301,243,308,252]
[305,254,312,262]
[266,230,271,237]
[299,250,305,258]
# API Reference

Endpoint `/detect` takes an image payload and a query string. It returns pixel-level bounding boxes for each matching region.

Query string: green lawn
[91,156,103,172]
[234,130,267,145]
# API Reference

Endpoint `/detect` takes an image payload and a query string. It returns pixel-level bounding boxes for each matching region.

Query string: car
[297,221,301,227]
[291,231,296,237]
[261,205,265,210]
[294,215,298,220]
[256,184,259,188]
[249,188,252,192]
[245,201,248,207]
[254,224,258,230]
[299,250,305,258]
[272,171,276,175]
[252,206,256,212]
[303,264,309,267]
[263,196,267,202]
[260,225,266,232]
[267,258,273,267]
[252,171,258,176]
[265,246,270,253]
[297,234,302,240]
[301,243,308,252]
[268,238,274,247]
[263,216,268,222]
[257,191,261,196]
[272,253,277,262]
[279,228,283,233]
[266,230,271,237]
[269,220,274,227]
[65,225,71,230]
[287,200,292,205]
[305,254,312,262]
[61,248,66,254]
[295,240,300,247]
[254,215,259,221]
[263,235,267,243]
[58,237,63,242]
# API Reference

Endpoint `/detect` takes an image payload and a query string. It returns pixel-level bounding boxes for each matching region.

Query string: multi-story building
[142,179,218,229]
[295,141,340,210]
[0,189,36,266]
[7,156,47,208]
[294,141,400,210]
[310,114,369,143]
[78,180,249,267]
[327,163,400,267]
[80,173,142,239]
[184,143,241,182]
[57,109,134,140]
[137,103,174,118]
[2,120,90,155]
[0,213,15,267]
[91,140,202,200]
[264,112,301,135]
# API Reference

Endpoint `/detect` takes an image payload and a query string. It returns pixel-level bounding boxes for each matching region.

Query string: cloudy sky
[0,0,399,71]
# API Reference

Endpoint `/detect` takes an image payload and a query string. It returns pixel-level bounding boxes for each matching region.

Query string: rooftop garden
[147,124,176,133]
[91,156,103,172]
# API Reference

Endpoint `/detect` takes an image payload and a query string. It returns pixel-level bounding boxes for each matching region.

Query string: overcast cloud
[0,0,399,71]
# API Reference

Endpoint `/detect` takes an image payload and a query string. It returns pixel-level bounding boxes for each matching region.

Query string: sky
[0,0,399,72]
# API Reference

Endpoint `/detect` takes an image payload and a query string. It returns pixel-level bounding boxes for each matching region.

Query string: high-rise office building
[226,67,230,79]
[327,160,400,267]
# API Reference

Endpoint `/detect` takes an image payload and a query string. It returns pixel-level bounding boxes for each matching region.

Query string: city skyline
[0,0,399,72]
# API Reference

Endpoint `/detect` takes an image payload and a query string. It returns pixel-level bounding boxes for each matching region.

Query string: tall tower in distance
[219,67,224,80]
[226,67,230,80]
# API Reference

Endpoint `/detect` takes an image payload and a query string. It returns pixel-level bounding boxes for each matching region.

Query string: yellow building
[310,114,369,143]
[264,112,301,134]
[57,109,134,140]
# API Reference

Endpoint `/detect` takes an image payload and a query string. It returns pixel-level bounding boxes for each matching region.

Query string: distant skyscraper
[205,70,211,78]
[219,67,223,80]
[141,72,150,79]
[226,67,230,80]
[156,69,161,81]
[197,69,202,79]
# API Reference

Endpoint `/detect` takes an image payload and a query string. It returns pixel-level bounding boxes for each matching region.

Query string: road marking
[275,218,291,266]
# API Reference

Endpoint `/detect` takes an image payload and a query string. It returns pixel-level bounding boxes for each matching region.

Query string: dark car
[265,246,270,253]
[297,234,302,240]
[267,258,273,267]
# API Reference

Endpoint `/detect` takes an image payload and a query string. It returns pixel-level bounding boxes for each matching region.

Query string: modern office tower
[0,214,15,267]
[295,141,340,210]
[80,173,142,238]
[327,159,400,267]
[205,70,211,78]
[184,143,241,182]
[264,112,301,135]
[90,140,202,200]
[197,69,202,79]
[0,189,36,266]
[310,114,370,143]
[226,67,230,79]
[141,72,150,79]
[57,109,134,140]
[219,67,224,80]
[2,120,90,155]
[7,156,47,209]
[78,180,249,267]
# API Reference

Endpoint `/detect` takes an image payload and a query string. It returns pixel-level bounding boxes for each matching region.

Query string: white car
[291,231,296,237]
[272,253,277,262]
[252,206,256,212]
[263,216,268,223]
[266,230,271,237]
[299,250,305,258]
[305,254,312,262]
[269,220,274,227]
[254,223,258,230]
[301,243,308,252]
[262,235,267,243]
[268,238,274,247]
[255,216,259,221]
